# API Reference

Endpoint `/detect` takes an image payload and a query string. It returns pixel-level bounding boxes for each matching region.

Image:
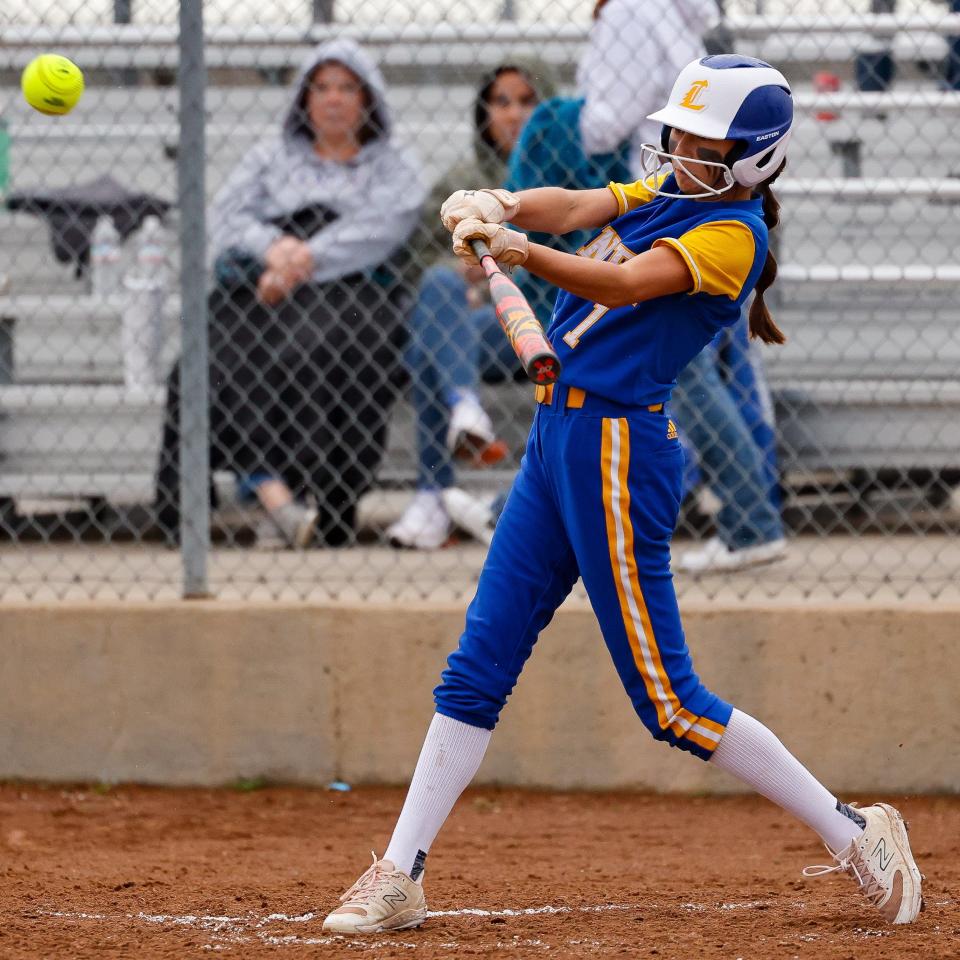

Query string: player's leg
[567,412,922,923]
[324,416,580,934]
[710,709,922,923]
[391,452,580,870]
[565,412,733,756]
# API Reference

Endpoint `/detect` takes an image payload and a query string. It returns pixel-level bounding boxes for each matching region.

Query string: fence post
[178,0,211,598]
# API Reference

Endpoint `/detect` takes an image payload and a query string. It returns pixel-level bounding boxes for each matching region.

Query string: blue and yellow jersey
[547,173,769,406]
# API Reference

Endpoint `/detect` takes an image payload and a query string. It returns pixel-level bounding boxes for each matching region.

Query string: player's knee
[639,719,717,761]
[632,691,729,762]
[433,651,510,730]
[433,674,503,731]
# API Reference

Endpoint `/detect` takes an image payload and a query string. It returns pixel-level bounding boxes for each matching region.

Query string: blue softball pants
[434,384,732,760]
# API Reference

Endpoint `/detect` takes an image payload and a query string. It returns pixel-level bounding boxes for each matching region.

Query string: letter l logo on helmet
[679,80,708,111]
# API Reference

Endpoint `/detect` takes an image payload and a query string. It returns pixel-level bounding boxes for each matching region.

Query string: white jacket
[577,0,721,176]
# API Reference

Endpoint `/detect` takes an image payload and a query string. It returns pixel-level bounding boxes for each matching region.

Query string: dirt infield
[1,785,957,959]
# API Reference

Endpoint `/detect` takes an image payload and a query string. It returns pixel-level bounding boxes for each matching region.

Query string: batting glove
[452,218,529,266]
[440,188,520,233]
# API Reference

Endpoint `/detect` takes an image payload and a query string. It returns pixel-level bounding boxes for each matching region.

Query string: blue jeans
[670,319,784,550]
[406,265,517,489]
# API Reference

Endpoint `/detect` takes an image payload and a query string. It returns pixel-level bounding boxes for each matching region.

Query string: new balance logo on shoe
[874,838,895,872]
[382,886,408,907]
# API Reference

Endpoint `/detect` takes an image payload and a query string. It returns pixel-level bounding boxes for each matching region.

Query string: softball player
[324,56,923,934]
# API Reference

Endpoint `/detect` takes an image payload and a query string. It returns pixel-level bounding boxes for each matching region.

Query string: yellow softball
[21,54,84,116]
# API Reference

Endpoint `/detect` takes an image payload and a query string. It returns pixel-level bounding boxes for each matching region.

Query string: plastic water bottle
[90,216,123,297]
[121,216,169,390]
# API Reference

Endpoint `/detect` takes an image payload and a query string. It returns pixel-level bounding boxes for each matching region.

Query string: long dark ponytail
[748,161,787,345]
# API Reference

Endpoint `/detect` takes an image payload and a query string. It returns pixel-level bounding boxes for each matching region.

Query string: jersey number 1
[562,226,635,349]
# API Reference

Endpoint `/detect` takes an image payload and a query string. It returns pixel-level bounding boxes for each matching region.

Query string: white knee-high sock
[710,708,864,854]
[384,713,491,879]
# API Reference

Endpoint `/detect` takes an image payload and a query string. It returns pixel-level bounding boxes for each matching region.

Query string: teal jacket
[506,97,631,325]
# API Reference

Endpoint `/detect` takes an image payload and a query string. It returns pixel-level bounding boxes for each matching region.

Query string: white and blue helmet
[643,54,793,197]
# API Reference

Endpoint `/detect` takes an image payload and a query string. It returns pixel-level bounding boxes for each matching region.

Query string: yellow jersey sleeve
[652,220,757,300]
[607,175,663,216]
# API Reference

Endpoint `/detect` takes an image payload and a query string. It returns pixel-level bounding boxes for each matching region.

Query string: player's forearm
[523,243,691,308]
[511,188,614,235]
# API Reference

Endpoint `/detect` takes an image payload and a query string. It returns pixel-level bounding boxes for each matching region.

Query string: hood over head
[283,38,392,149]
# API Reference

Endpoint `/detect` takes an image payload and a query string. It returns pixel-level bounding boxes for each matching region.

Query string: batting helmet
[643,54,793,196]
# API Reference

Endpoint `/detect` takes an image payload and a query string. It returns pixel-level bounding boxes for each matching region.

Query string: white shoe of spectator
[675,535,787,574]
[387,489,451,550]
[446,393,495,451]
[257,502,318,550]
[254,516,288,550]
[445,393,509,468]
[442,487,495,546]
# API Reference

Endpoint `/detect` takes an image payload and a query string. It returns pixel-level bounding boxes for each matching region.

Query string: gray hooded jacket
[209,39,425,283]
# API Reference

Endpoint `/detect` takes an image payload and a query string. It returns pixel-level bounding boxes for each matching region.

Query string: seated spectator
[155,39,424,548]
[389,40,636,550]
[386,61,555,550]
[420,26,635,543]
[577,0,787,572]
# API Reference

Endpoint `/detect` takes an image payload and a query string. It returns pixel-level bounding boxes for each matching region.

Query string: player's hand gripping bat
[469,239,561,386]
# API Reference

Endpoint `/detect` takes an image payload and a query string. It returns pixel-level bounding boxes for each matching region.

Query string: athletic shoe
[674,535,787,574]
[803,802,924,924]
[290,505,320,549]
[446,395,508,466]
[442,487,495,545]
[256,503,318,550]
[323,854,428,934]
[386,489,451,549]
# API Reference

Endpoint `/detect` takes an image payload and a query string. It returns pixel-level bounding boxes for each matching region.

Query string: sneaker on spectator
[387,489,451,550]
[256,502,318,550]
[442,487,495,546]
[675,535,787,574]
[446,394,508,467]
[254,515,288,550]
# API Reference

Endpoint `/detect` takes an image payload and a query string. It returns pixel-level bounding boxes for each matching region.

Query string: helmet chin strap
[639,143,736,199]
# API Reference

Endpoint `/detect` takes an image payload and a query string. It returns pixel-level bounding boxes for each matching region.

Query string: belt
[535,382,664,414]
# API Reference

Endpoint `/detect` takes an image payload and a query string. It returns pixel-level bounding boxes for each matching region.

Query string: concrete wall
[1,601,957,793]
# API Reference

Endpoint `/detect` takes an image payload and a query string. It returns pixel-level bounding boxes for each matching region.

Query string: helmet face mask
[644,54,793,197]
[638,140,736,199]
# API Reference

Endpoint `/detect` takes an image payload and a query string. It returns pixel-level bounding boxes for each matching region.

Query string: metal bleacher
[2,14,959,523]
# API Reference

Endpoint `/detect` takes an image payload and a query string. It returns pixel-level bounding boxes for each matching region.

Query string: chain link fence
[0,0,959,601]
